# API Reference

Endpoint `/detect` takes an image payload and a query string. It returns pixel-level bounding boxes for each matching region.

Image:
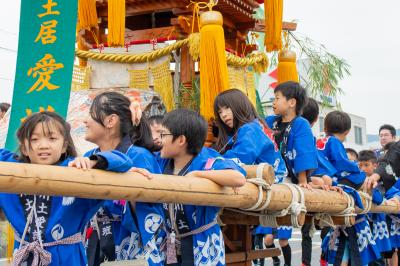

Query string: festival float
[0,0,395,265]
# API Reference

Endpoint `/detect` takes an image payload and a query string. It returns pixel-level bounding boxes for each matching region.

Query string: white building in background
[258,59,369,152]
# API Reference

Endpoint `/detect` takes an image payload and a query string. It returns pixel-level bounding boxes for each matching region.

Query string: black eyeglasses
[160,133,174,140]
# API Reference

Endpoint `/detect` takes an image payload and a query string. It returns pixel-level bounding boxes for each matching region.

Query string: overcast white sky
[0,0,398,134]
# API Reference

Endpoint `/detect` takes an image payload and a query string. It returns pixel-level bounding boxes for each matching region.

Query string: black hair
[16,111,77,163]
[379,124,396,137]
[274,81,308,115]
[213,89,271,153]
[358,150,377,163]
[148,115,164,126]
[301,97,319,125]
[90,92,154,151]
[345,148,358,160]
[324,111,351,135]
[162,108,207,155]
[0,103,10,113]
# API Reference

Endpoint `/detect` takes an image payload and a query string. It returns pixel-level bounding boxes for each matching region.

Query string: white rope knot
[259,183,307,228]
[358,191,372,215]
[335,191,357,227]
[313,213,335,228]
[242,163,272,212]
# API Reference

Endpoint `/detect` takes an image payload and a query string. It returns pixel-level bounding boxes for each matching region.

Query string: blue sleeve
[128,148,161,174]
[292,119,318,173]
[206,157,246,176]
[313,152,337,177]
[223,124,269,164]
[0,149,18,162]
[327,138,365,185]
[95,150,132,173]
[265,115,278,128]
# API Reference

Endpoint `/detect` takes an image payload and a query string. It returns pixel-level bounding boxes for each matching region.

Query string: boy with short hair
[317,111,380,266]
[265,81,318,266]
[358,150,377,176]
[358,150,392,265]
[157,108,246,266]
[267,81,318,187]
[301,97,337,266]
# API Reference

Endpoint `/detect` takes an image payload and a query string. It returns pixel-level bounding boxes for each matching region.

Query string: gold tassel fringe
[264,0,283,52]
[199,11,229,120]
[107,0,125,47]
[78,0,98,30]
[277,49,299,83]
[6,222,14,259]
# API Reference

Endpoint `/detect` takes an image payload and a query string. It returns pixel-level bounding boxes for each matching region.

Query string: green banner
[6,0,78,150]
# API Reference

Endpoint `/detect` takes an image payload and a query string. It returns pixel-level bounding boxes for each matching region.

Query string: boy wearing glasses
[157,108,246,266]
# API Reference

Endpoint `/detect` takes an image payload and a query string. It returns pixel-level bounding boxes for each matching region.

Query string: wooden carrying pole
[0,162,399,215]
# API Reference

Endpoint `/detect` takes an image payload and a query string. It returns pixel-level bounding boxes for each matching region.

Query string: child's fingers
[130,167,153,179]
[75,159,81,169]
[82,158,91,170]
[299,183,313,190]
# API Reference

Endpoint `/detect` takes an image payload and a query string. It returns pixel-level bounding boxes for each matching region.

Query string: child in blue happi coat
[301,97,341,266]
[358,150,392,265]
[83,92,166,266]
[366,140,400,265]
[0,111,132,266]
[317,111,381,266]
[265,81,318,266]
[157,108,246,266]
[213,89,287,266]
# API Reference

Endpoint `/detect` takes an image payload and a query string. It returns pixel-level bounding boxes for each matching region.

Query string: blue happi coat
[85,136,166,265]
[158,147,246,266]
[265,116,317,238]
[314,136,365,187]
[219,119,288,237]
[313,136,380,265]
[265,115,318,182]
[384,181,400,249]
[222,119,287,183]
[0,148,131,266]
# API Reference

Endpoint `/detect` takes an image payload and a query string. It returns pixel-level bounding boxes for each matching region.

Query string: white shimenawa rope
[258,183,307,228]
[234,163,307,228]
[242,163,272,212]
[311,190,356,232]
[357,191,372,215]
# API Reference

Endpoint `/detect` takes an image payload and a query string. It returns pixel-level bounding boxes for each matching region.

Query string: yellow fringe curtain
[78,0,98,30]
[129,68,150,90]
[246,71,257,107]
[264,0,283,52]
[227,66,257,107]
[128,60,174,111]
[72,65,91,91]
[107,0,125,47]
[152,61,174,111]
[199,10,229,120]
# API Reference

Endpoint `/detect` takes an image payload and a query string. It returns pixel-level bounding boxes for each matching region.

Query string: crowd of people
[0,81,399,266]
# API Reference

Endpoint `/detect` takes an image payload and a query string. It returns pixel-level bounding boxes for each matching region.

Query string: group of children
[0,81,399,266]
